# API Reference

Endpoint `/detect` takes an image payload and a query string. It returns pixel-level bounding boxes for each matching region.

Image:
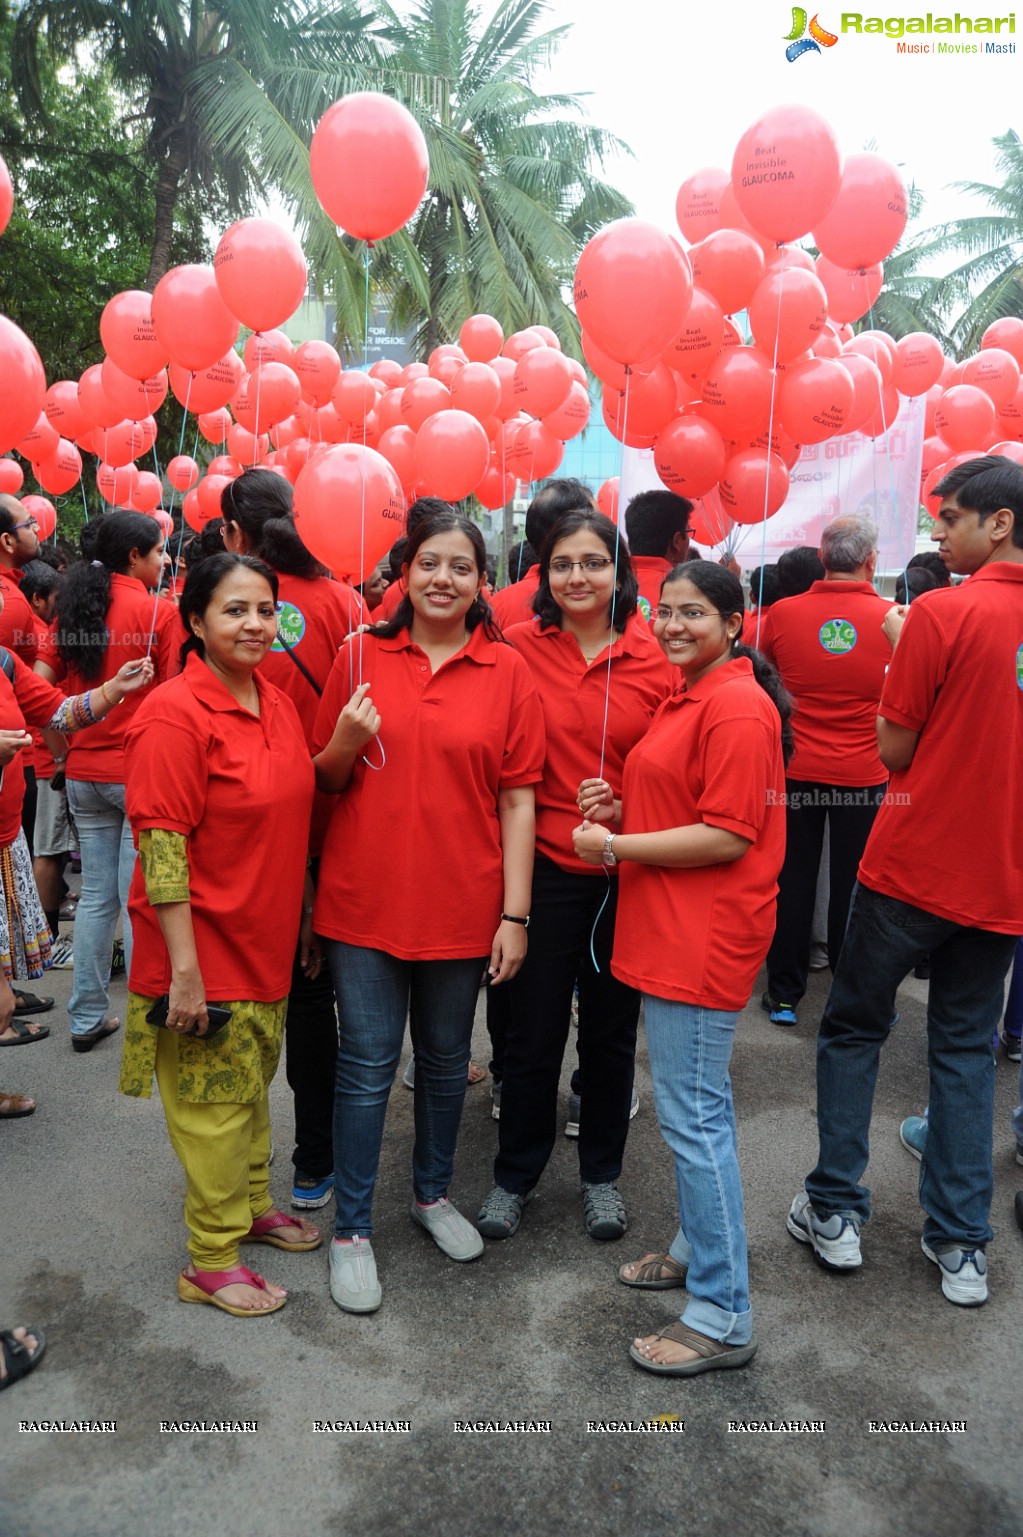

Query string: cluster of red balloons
[574,105,912,531]
[920,317,1023,505]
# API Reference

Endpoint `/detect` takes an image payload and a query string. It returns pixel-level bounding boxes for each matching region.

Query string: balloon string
[866,299,912,598]
[358,244,373,690]
[755,257,786,652]
[589,868,612,974]
[147,373,194,660]
[253,345,264,471]
[78,471,89,522]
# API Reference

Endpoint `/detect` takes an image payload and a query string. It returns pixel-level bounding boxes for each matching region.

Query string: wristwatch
[501,912,530,928]
[602,834,617,867]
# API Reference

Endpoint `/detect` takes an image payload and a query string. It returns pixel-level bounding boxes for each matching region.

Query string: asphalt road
[2,946,1021,1537]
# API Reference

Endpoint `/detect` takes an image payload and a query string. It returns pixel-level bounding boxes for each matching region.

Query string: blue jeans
[66,780,136,1036]
[643,995,752,1346]
[806,882,1018,1250]
[327,943,486,1238]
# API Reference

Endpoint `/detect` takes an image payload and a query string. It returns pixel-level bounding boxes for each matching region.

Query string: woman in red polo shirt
[120,552,319,1318]
[313,510,544,1314]
[40,512,179,1051]
[477,508,673,1243]
[574,562,791,1377]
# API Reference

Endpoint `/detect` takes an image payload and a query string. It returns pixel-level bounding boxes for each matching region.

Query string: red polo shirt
[0,654,67,845]
[757,579,892,785]
[258,572,363,746]
[41,573,181,784]
[490,567,541,631]
[1,567,44,772]
[378,576,407,621]
[312,623,545,959]
[612,656,786,1009]
[505,616,673,874]
[125,653,315,1001]
[630,555,673,625]
[858,562,1023,931]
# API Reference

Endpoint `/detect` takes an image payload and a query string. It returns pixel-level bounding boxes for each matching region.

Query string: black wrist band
[501,913,530,927]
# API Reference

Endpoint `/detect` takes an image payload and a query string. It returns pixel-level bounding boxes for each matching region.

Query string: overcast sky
[533,0,1018,241]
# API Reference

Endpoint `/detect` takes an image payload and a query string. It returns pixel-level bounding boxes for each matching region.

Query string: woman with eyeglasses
[35,512,179,1051]
[573,562,792,1377]
[477,510,673,1245]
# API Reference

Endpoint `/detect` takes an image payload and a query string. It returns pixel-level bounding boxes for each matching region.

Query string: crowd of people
[3,454,1023,1391]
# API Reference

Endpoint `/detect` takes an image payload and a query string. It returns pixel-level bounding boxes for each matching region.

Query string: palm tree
[10,0,379,289]
[337,0,634,357]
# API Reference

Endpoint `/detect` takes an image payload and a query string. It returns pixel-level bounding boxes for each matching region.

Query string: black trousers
[766,778,886,1007]
[284,918,340,1180]
[493,856,640,1194]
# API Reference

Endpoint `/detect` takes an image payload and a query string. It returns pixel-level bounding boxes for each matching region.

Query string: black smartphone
[145,995,233,1039]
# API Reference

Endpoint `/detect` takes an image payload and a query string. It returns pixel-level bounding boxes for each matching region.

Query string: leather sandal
[13,991,54,1016]
[0,1091,36,1117]
[629,1321,757,1376]
[0,1325,47,1388]
[177,1265,286,1317]
[0,1018,50,1047]
[618,1252,687,1290]
[71,1017,120,1054]
[243,1208,322,1251]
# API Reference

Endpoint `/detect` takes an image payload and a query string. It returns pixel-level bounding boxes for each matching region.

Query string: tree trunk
[144,138,188,292]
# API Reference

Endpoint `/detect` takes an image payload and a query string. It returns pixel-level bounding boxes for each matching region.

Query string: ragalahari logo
[784,7,839,58]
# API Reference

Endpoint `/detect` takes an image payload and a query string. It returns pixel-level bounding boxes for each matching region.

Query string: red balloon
[815,256,884,324]
[717,449,789,524]
[198,407,232,445]
[244,329,294,370]
[153,510,175,536]
[662,288,725,381]
[459,314,504,362]
[839,353,886,436]
[700,348,775,440]
[428,354,463,389]
[861,381,901,441]
[893,333,946,398]
[982,317,1023,368]
[689,230,764,317]
[310,93,429,241]
[505,421,564,482]
[44,381,89,442]
[766,247,816,275]
[34,439,82,496]
[243,362,301,429]
[675,166,729,243]
[413,410,490,500]
[597,477,620,523]
[17,412,58,462]
[101,418,150,468]
[513,347,572,417]
[96,461,139,506]
[167,454,199,492]
[21,494,56,539]
[206,454,242,480]
[375,388,404,434]
[377,424,418,491]
[401,362,428,385]
[933,385,997,452]
[100,290,169,379]
[132,469,163,513]
[78,364,122,429]
[152,264,240,373]
[778,357,854,443]
[401,377,451,431]
[654,415,727,498]
[989,441,1023,465]
[603,365,678,439]
[812,326,842,361]
[198,473,233,520]
[961,348,1021,408]
[0,458,23,494]
[294,340,342,405]
[996,380,1023,442]
[731,106,841,243]
[581,330,654,391]
[332,370,378,424]
[101,357,168,421]
[489,356,521,421]
[0,153,12,236]
[182,488,205,530]
[574,219,693,364]
[369,358,404,388]
[227,423,269,467]
[214,218,307,332]
[542,381,590,441]
[813,154,908,270]
[749,268,828,364]
[530,325,562,350]
[474,463,516,511]
[293,443,405,580]
[169,349,245,413]
[450,362,502,422]
[501,329,546,364]
[843,333,894,388]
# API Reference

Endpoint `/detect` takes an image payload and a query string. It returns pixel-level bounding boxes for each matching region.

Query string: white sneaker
[329,1236,382,1313]
[411,1198,483,1261]
[402,1057,415,1090]
[921,1240,988,1307]
[787,1191,862,1270]
[49,936,74,969]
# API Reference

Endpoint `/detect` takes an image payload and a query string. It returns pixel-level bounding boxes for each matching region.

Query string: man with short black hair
[789,456,1023,1310]
[489,479,595,629]
[623,489,692,621]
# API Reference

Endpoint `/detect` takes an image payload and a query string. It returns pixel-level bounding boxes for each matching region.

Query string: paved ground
[2,943,1021,1537]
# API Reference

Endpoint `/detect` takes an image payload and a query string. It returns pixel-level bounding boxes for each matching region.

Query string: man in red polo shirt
[789,456,1023,1310]
[490,479,595,631]
[623,489,693,623]
[758,515,894,1026]
[0,497,43,858]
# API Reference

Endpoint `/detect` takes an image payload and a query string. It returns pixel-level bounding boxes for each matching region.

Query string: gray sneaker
[411,1198,483,1261]
[921,1240,988,1306]
[329,1236,381,1313]
[787,1191,862,1270]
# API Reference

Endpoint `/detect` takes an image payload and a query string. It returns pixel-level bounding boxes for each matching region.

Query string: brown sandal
[630,1322,757,1376]
[618,1251,687,1289]
[0,1090,36,1118]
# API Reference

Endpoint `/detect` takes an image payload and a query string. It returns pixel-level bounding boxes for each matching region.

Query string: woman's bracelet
[101,681,120,708]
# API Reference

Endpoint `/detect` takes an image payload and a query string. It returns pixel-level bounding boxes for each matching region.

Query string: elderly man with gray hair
[756,516,896,1027]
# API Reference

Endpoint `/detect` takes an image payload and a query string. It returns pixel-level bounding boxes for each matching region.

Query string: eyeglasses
[549,557,614,576]
[8,517,38,533]
[654,605,723,623]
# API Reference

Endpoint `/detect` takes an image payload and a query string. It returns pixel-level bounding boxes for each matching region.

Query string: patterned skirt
[0,831,53,982]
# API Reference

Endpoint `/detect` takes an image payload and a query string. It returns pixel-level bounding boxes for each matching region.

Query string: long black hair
[663,560,795,765]
[372,512,501,642]
[56,511,163,680]
[533,509,639,634]
[178,552,279,667]
[221,469,325,580]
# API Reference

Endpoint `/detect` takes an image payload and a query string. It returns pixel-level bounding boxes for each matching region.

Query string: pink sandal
[177,1265,286,1317]
[244,1208,322,1252]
